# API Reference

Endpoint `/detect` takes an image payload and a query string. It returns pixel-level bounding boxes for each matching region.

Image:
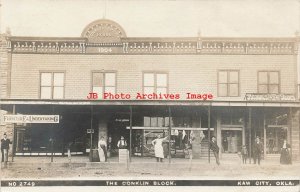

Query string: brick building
[0,19,300,162]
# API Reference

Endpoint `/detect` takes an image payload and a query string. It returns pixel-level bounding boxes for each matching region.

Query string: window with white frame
[40,72,64,99]
[143,72,168,94]
[258,71,280,93]
[92,72,116,98]
[218,70,239,97]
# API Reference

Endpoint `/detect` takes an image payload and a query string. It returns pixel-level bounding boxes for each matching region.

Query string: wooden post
[289,107,293,158]
[11,104,16,162]
[129,106,132,162]
[208,105,211,163]
[263,111,267,159]
[141,130,144,157]
[50,105,54,163]
[90,106,93,155]
[249,107,252,164]
[168,106,172,164]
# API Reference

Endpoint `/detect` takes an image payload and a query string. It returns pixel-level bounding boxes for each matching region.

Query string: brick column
[289,108,300,161]
[0,33,10,98]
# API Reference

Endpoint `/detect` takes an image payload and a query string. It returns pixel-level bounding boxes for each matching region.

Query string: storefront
[1,101,299,162]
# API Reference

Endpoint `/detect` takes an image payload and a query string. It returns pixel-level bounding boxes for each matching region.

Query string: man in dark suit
[210,136,220,165]
[253,136,263,165]
[1,133,12,162]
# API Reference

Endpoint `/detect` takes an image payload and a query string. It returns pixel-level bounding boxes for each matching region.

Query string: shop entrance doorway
[221,130,242,153]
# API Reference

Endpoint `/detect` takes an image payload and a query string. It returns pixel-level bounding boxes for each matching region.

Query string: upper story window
[143,72,168,94]
[92,72,116,98]
[258,71,280,94]
[218,70,239,97]
[40,72,64,99]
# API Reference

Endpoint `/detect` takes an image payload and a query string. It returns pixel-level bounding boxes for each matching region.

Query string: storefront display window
[266,127,287,154]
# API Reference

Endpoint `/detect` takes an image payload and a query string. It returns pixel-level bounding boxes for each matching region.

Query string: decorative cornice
[6,36,298,55]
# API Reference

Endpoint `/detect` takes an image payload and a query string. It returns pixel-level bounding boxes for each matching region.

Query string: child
[241,145,248,164]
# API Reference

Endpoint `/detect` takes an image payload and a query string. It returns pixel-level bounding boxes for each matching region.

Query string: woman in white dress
[152,135,168,162]
[98,136,107,162]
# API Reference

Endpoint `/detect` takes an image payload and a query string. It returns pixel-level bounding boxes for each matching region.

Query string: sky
[0,0,300,38]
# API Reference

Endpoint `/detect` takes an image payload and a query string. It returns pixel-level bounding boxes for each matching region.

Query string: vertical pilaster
[289,108,300,160]
[216,113,222,158]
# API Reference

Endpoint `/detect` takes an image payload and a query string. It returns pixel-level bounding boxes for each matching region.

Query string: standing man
[1,133,12,163]
[210,136,220,165]
[117,136,127,149]
[253,136,263,165]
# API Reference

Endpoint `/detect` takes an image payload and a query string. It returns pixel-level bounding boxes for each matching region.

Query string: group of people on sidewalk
[96,134,293,165]
[97,135,128,162]
[210,136,292,166]
[0,132,293,165]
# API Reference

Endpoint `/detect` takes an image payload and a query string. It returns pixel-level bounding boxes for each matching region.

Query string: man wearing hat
[1,133,12,162]
[253,136,263,165]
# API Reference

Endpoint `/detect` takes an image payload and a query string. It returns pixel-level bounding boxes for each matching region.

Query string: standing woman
[98,136,108,162]
[152,135,168,162]
[280,139,292,164]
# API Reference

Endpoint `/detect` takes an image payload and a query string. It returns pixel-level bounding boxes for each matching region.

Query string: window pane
[93,86,103,98]
[229,84,239,96]
[105,73,116,86]
[157,87,167,94]
[144,87,154,94]
[41,73,52,86]
[258,85,268,93]
[93,73,103,87]
[218,71,228,83]
[105,86,115,94]
[144,117,151,127]
[269,85,279,93]
[157,74,167,87]
[258,72,268,84]
[144,73,154,86]
[269,72,279,84]
[229,71,238,83]
[53,73,64,86]
[151,117,158,127]
[158,117,164,127]
[218,84,227,96]
[164,117,169,127]
[53,87,64,99]
[41,87,51,99]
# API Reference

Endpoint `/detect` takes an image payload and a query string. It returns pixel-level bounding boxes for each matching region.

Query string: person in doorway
[209,136,220,165]
[241,145,248,164]
[253,137,263,165]
[280,139,292,164]
[152,135,169,162]
[98,136,107,162]
[222,137,228,153]
[1,133,12,163]
[117,136,127,149]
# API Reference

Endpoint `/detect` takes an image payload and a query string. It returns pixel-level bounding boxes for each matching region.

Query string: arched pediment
[81,19,126,43]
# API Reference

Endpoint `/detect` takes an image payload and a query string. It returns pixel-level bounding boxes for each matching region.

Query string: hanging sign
[3,115,59,124]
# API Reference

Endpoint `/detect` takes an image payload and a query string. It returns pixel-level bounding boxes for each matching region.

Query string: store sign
[87,129,94,134]
[3,115,59,124]
[244,93,296,101]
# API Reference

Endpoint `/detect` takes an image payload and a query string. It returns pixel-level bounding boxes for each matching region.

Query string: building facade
[0,19,300,162]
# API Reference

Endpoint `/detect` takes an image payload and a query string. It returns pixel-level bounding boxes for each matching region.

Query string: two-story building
[0,19,300,162]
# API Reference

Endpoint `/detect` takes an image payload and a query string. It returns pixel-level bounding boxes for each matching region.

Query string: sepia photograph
[0,0,300,191]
